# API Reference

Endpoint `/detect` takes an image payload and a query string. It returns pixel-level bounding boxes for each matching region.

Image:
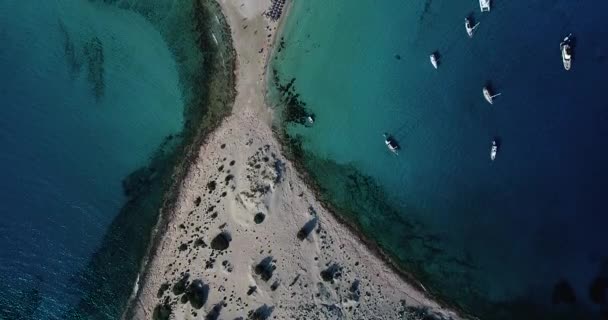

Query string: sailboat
[560,34,572,71]
[465,17,480,38]
[483,86,501,104]
[430,53,438,69]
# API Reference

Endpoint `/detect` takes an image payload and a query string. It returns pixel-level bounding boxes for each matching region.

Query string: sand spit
[127,0,463,319]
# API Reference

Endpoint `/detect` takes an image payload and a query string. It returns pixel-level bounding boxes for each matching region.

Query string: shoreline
[122,0,237,318]
[266,4,471,316]
[126,0,465,319]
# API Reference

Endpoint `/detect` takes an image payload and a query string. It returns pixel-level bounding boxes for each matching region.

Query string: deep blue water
[0,1,185,318]
[273,0,608,318]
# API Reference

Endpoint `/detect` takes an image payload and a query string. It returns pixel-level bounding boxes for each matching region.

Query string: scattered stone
[156,283,170,298]
[320,264,342,283]
[194,238,207,248]
[205,303,223,320]
[270,280,280,291]
[254,256,275,281]
[296,217,318,240]
[152,303,172,320]
[172,273,190,295]
[248,304,274,320]
[210,232,231,250]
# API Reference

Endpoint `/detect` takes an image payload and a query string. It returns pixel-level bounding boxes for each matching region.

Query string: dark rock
[207,181,217,192]
[590,277,608,304]
[552,280,576,304]
[194,238,207,248]
[247,286,257,295]
[254,212,266,224]
[320,264,341,282]
[186,279,210,309]
[179,243,188,251]
[205,303,223,320]
[395,54,401,60]
[210,232,231,250]
[270,281,279,291]
[194,197,202,206]
[297,217,318,240]
[350,279,360,293]
[172,273,190,295]
[152,303,172,320]
[248,304,274,320]
[221,143,226,149]
[157,283,170,298]
[254,256,275,281]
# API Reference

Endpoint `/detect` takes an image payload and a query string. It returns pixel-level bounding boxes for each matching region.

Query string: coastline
[126,0,465,319]
[122,0,237,318]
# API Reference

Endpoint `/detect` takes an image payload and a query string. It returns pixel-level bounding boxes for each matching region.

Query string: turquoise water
[0,0,232,318]
[273,0,608,318]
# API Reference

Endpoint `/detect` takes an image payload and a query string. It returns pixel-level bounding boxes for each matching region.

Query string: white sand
[126,0,464,319]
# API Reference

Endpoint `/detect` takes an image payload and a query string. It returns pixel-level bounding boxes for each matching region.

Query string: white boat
[430,53,438,69]
[383,133,399,155]
[560,34,572,71]
[307,115,315,124]
[465,18,480,38]
[483,86,501,104]
[490,140,498,161]
[480,0,490,12]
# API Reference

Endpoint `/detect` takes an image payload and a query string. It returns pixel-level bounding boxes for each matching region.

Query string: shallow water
[0,0,222,318]
[273,0,608,318]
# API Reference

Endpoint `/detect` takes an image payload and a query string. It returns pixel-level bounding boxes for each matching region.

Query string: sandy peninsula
[125,0,464,319]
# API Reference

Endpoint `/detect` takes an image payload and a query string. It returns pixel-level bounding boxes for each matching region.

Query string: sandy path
[127,1,463,319]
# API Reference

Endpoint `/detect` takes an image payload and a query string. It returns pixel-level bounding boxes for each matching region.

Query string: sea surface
[272,0,608,318]
[0,0,232,319]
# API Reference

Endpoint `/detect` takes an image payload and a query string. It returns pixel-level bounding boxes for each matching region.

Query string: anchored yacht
[480,0,490,12]
[490,140,498,161]
[560,34,572,71]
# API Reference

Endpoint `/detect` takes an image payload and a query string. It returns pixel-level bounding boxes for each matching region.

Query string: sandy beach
[125,0,463,319]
